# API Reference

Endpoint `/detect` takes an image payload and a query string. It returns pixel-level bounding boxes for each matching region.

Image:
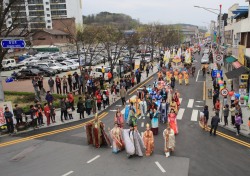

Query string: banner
[0,102,14,126]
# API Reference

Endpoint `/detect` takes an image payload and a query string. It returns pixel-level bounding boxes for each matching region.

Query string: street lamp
[194,5,222,46]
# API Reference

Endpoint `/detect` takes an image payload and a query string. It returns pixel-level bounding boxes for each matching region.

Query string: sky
[82,0,249,27]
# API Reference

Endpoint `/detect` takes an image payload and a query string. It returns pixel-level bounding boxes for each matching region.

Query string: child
[67,107,73,119]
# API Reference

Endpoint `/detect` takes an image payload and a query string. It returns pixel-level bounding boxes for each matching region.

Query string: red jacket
[67,93,74,103]
[96,94,102,103]
[44,106,50,117]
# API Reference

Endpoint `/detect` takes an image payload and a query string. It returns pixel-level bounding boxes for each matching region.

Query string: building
[4,0,83,31]
[180,24,199,44]
[223,1,250,94]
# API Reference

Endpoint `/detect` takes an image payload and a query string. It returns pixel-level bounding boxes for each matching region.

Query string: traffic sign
[212,70,223,78]
[216,54,222,61]
[1,39,26,48]
[221,88,229,96]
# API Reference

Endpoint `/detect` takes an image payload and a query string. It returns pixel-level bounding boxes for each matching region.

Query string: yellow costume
[178,73,183,85]
[174,70,179,81]
[184,74,189,85]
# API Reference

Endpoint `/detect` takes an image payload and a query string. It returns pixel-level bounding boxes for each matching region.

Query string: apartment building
[4,0,83,30]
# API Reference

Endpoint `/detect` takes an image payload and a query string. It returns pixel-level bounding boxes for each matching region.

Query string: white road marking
[87,155,100,164]
[141,122,144,128]
[109,110,117,112]
[62,171,74,176]
[195,105,203,108]
[116,105,122,107]
[155,161,166,173]
[179,98,183,104]
[177,108,185,120]
[191,109,199,121]
[121,108,125,114]
[187,99,194,108]
[142,116,145,119]
[196,69,201,82]
[196,101,203,103]
[138,116,142,120]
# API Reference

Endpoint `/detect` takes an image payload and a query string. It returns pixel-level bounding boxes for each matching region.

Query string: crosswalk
[119,98,204,123]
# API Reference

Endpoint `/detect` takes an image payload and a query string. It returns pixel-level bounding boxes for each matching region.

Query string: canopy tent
[225,56,237,63]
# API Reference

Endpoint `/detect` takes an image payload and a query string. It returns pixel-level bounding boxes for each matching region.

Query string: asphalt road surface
[0,53,250,176]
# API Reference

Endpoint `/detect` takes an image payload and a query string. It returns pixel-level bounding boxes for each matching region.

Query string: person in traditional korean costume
[123,123,145,158]
[163,123,175,157]
[178,73,183,85]
[109,122,124,153]
[174,70,179,81]
[151,108,159,135]
[168,109,178,135]
[170,98,178,113]
[160,99,168,123]
[173,91,180,110]
[124,103,131,124]
[86,113,111,148]
[184,73,189,85]
[114,109,124,128]
[147,85,153,94]
[139,97,147,117]
[143,123,154,156]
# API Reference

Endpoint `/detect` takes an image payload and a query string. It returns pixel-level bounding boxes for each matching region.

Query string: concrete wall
[66,0,83,25]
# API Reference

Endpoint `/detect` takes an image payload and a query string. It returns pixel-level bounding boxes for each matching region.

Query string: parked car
[64,60,79,68]
[60,62,77,70]
[2,59,17,70]
[20,65,55,77]
[91,66,118,81]
[36,63,62,73]
[17,69,44,79]
[54,63,70,72]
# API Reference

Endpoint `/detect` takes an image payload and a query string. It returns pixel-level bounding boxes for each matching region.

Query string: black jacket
[211,115,220,126]
[77,100,85,113]
[4,111,13,121]
[203,109,209,120]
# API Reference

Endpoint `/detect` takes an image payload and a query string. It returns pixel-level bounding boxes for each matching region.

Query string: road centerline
[87,155,100,164]
[61,171,74,176]
[155,161,166,173]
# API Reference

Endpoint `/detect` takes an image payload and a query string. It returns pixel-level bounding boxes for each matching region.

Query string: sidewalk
[0,65,158,137]
[205,66,250,137]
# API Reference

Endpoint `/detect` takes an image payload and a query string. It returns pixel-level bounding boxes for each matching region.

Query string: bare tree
[0,0,31,102]
[97,25,126,76]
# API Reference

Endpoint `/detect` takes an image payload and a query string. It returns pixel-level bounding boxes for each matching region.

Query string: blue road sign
[212,70,223,78]
[5,77,14,83]
[1,39,26,48]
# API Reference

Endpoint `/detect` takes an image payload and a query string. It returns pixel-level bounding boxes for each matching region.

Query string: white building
[4,0,83,30]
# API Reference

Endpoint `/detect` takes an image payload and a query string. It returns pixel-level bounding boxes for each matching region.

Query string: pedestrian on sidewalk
[210,112,220,136]
[48,76,55,94]
[214,99,220,113]
[13,104,23,124]
[49,102,56,123]
[55,75,62,94]
[96,93,102,111]
[67,106,73,120]
[68,74,73,92]
[223,104,229,126]
[67,92,75,111]
[202,66,206,77]
[235,113,242,136]
[102,91,108,109]
[85,96,92,116]
[91,95,97,114]
[203,105,209,130]
[146,64,150,77]
[62,76,68,95]
[4,107,14,135]
[36,104,44,127]
[44,103,50,126]
[60,98,67,122]
[77,97,85,119]
[45,91,54,104]
[30,105,38,129]
[120,86,126,106]
[229,104,236,125]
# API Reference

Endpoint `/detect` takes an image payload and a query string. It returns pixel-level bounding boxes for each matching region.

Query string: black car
[17,69,44,79]
[22,65,56,77]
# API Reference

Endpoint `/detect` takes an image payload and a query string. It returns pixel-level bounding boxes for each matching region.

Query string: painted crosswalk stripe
[141,122,144,127]
[155,161,166,173]
[179,98,183,104]
[138,116,142,120]
[177,108,185,120]
[187,99,194,108]
[191,109,199,121]
[121,108,125,114]
[142,116,145,120]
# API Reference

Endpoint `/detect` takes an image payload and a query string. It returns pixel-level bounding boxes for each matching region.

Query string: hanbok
[170,101,178,113]
[123,129,145,156]
[178,74,183,85]
[143,130,154,156]
[114,114,124,128]
[160,102,168,123]
[110,126,124,153]
[124,105,130,123]
[168,113,178,134]
[163,128,175,157]
[184,74,189,85]
[151,112,159,135]
[139,100,147,117]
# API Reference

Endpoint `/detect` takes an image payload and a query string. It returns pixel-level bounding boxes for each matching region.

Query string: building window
[46,2,49,5]
[51,10,67,16]
[28,0,43,4]
[50,4,66,10]
[47,20,51,23]
[8,21,12,24]
[47,14,50,17]
[50,0,66,3]
[47,26,51,28]
[46,8,49,11]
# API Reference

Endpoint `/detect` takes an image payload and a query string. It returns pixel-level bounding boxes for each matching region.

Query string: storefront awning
[225,66,249,79]
[225,56,237,63]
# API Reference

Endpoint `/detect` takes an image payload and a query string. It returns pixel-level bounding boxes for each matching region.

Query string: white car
[54,63,70,72]
[60,62,77,70]
[201,54,210,64]
[64,60,79,68]
[48,63,63,72]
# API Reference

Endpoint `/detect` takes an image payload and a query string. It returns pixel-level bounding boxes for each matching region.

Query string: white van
[91,66,118,81]
[2,59,17,70]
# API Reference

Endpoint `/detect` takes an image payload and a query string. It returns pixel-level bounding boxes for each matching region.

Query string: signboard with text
[1,39,26,48]
[0,102,13,126]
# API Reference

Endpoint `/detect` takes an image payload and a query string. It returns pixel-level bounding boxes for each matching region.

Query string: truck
[1,59,18,71]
